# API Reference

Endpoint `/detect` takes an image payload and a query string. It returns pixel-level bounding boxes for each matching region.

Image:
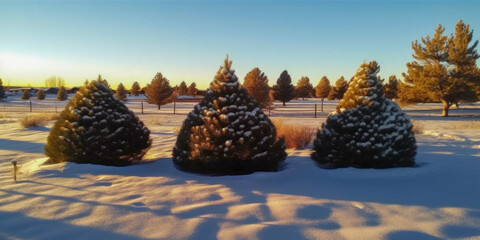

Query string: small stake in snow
[12,160,17,182]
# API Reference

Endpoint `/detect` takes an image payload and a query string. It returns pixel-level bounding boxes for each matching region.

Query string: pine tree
[187,82,198,96]
[243,67,272,108]
[402,21,479,116]
[327,76,348,100]
[21,89,31,100]
[315,76,331,111]
[312,61,416,168]
[45,80,151,166]
[116,83,127,101]
[295,76,314,100]
[272,70,296,106]
[131,81,141,96]
[173,56,286,175]
[178,81,188,95]
[448,20,480,105]
[0,78,5,99]
[37,89,46,100]
[145,72,174,110]
[384,75,399,99]
[57,86,68,101]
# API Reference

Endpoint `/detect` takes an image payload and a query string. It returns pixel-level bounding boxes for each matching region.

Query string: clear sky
[0,0,479,89]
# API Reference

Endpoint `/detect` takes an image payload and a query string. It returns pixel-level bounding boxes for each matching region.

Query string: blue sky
[0,0,479,89]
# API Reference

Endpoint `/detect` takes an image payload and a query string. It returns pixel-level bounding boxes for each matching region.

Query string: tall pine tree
[312,61,416,168]
[178,81,188,95]
[272,70,296,106]
[187,82,198,96]
[243,67,272,108]
[315,76,331,111]
[295,76,314,100]
[45,80,151,166]
[384,75,399,99]
[402,21,479,116]
[145,72,174,110]
[327,76,348,100]
[131,81,141,96]
[173,56,286,175]
[116,83,128,101]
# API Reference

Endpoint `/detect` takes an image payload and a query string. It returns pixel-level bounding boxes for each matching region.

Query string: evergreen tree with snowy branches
[272,70,296,106]
[312,61,416,168]
[45,80,151,166]
[173,56,286,175]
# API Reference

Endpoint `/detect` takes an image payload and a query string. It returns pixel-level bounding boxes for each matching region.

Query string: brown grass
[21,113,59,128]
[272,117,315,149]
[410,120,424,134]
[445,122,480,130]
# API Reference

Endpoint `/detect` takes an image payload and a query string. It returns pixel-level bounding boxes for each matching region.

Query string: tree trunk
[441,100,450,117]
[158,105,161,110]
[283,101,286,106]
[321,99,324,112]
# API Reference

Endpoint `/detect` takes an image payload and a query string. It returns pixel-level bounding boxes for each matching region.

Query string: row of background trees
[1,20,478,116]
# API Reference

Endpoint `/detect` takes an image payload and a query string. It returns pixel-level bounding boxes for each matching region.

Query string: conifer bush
[45,80,151,166]
[173,57,286,175]
[312,61,416,168]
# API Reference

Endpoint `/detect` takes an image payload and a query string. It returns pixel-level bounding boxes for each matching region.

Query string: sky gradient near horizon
[0,0,479,89]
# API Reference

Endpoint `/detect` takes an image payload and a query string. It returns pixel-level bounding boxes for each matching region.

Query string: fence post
[30,101,32,112]
[141,102,144,114]
[12,161,17,182]
[315,104,317,118]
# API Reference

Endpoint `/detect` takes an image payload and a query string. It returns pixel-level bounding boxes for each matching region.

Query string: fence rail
[0,99,339,118]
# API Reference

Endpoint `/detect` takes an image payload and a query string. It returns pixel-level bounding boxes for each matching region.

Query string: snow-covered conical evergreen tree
[45,80,151,166]
[173,56,286,175]
[312,61,416,168]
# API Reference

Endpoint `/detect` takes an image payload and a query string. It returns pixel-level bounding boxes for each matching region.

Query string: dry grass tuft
[411,119,424,134]
[0,113,16,123]
[272,117,315,149]
[21,113,59,128]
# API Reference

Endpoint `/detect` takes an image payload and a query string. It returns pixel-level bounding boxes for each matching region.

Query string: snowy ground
[1,101,480,240]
